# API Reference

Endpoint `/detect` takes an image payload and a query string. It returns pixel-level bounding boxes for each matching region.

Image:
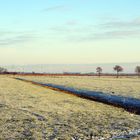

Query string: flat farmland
[0,75,140,139]
[20,75,140,99]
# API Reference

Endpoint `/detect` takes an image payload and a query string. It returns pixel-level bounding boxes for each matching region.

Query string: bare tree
[135,66,140,78]
[113,65,123,78]
[0,67,7,74]
[96,67,102,77]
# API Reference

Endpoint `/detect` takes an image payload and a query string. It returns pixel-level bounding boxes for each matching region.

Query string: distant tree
[0,67,7,74]
[135,66,140,78]
[113,65,123,78]
[96,67,102,77]
[32,71,35,74]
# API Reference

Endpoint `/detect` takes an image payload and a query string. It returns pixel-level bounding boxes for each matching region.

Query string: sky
[0,0,140,65]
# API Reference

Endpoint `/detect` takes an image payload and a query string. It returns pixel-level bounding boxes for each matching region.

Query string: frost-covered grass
[21,75,140,99]
[0,75,140,139]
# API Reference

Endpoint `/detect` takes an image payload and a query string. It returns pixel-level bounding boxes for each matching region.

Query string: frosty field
[0,75,140,139]
[20,75,140,99]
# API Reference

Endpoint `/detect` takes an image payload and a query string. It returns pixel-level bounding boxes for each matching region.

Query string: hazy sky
[0,0,140,65]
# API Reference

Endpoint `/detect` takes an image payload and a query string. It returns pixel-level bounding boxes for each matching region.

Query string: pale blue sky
[0,0,140,65]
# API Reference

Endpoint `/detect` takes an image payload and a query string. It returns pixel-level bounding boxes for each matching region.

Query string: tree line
[0,65,140,78]
[96,65,140,78]
[0,67,7,74]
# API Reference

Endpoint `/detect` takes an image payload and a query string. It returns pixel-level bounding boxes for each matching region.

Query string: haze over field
[1,1,140,139]
[0,0,140,65]
[3,62,140,73]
